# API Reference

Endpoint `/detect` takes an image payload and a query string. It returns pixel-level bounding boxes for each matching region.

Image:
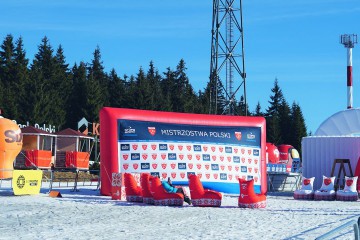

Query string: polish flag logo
[213,174,218,179]
[248,158,252,164]
[235,166,239,172]
[171,172,176,179]
[170,163,176,169]
[196,164,202,170]
[219,147,224,153]
[132,144,138,150]
[228,166,232,171]
[229,175,233,180]
[178,145,183,151]
[161,163,167,169]
[179,154,184,160]
[254,177,258,182]
[234,148,238,154]
[152,163,158,169]
[227,156,232,162]
[152,154,157,160]
[198,173,202,179]
[220,165,225,171]
[206,174,210,179]
[151,144,157,150]
[211,146,216,152]
[203,146,208,152]
[142,154,148,160]
[235,132,242,141]
[241,158,245,163]
[248,167,252,173]
[133,163,139,170]
[148,127,156,136]
[188,163,193,169]
[248,149,252,155]
[142,144,147,150]
[212,156,217,161]
[241,149,245,154]
[186,145,192,151]
[123,154,129,160]
[196,155,201,161]
[180,173,186,179]
[161,154,166,160]
[220,156,224,162]
[187,154,192,160]
[162,173,167,179]
[205,164,210,170]
[255,168,258,173]
[255,159,258,164]
[169,145,174,151]
[123,163,129,170]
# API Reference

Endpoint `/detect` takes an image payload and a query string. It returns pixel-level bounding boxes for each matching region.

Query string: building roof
[56,128,94,139]
[21,126,56,136]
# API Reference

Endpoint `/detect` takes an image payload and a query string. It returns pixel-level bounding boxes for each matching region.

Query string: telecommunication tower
[340,34,357,109]
[209,0,246,115]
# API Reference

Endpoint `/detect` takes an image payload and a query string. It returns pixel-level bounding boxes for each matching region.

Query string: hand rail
[316,217,360,240]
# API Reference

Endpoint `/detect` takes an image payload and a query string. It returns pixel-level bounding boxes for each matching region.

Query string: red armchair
[149,177,184,206]
[238,178,266,208]
[124,173,143,202]
[188,174,222,207]
[140,173,154,204]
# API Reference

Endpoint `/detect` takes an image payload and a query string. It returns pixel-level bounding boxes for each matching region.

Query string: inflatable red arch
[100,107,267,196]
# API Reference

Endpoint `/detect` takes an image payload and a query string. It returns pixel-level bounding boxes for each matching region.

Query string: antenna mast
[209,0,247,115]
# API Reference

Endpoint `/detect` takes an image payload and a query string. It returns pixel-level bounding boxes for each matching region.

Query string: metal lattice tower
[209,0,246,115]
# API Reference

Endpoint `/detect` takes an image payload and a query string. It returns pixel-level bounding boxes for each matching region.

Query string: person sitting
[161,177,192,205]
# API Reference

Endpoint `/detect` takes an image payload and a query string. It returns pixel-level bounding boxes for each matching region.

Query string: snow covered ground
[1,180,360,240]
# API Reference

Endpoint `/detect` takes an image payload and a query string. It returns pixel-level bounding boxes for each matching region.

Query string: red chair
[124,173,143,202]
[238,178,266,208]
[140,173,154,204]
[149,177,184,206]
[188,174,222,207]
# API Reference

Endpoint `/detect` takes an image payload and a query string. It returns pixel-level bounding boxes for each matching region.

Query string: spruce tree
[0,34,17,119]
[147,61,164,111]
[13,37,29,122]
[290,102,307,153]
[135,67,152,109]
[108,68,126,108]
[266,78,284,144]
[253,102,263,116]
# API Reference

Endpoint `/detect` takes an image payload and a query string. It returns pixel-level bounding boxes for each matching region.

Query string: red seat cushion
[188,174,222,207]
[149,177,183,206]
[124,173,143,202]
[140,173,154,204]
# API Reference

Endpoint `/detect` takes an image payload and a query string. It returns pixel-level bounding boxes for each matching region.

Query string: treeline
[0,35,307,151]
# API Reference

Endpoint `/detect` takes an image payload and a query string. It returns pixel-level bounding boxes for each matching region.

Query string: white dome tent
[302,108,360,190]
[315,108,360,136]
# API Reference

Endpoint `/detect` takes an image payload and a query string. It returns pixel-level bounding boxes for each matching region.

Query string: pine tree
[290,102,307,153]
[135,67,152,109]
[161,67,176,112]
[88,46,109,107]
[30,36,55,124]
[253,102,263,116]
[266,78,284,144]
[0,34,17,119]
[108,68,126,108]
[278,99,292,144]
[237,95,250,116]
[13,37,29,122]
[66,62,88,128]
[147,61,165,111]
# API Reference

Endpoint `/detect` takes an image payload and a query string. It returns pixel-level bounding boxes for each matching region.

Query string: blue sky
[0,0,359,134]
